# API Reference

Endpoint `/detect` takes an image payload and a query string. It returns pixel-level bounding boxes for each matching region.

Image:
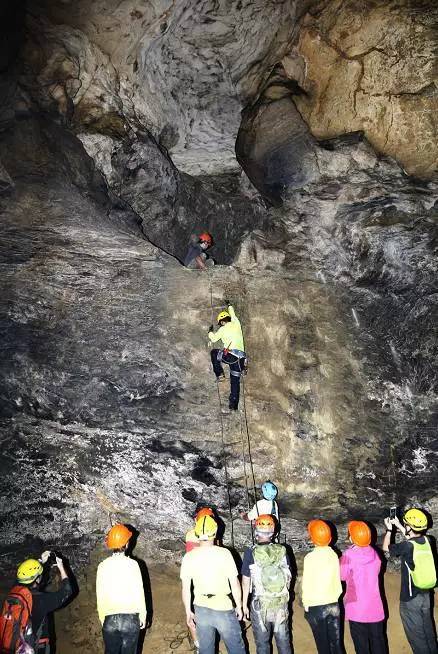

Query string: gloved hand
[224,299,231,306]
[208,324,214,333]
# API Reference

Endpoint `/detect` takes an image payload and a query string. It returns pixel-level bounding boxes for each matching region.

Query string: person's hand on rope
[208,324,214,334]
[235,605,243,621]
[243,605,250,621]
[224,298,231,306]
[186,610,196,630]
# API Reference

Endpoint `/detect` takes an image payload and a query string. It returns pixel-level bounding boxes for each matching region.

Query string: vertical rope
[208,269,235,547]
[241,374,257,506]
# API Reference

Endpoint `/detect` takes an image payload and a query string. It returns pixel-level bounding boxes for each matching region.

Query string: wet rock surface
[0,0,438,576]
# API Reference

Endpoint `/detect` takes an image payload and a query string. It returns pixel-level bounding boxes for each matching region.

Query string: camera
[389,506,397,520]
[47,550,62,565]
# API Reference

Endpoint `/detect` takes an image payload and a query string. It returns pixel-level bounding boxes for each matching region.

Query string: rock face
[289,0,438,178]
[0,0,438,578]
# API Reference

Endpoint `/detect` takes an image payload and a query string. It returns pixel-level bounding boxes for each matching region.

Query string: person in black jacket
[383,508,437,654]
[16,550,73,652]
[184,232,214,270]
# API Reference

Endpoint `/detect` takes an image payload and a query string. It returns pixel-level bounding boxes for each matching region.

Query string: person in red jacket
[340,521,387,654]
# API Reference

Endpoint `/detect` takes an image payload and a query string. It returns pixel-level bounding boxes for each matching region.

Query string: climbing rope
[240,373,257,507]
[208,269,235,547]
[207,270,258,546]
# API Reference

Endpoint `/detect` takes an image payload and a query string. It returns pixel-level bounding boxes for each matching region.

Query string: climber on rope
[242,514,293,654]
[184,232,215,270]
[208,302,246,411]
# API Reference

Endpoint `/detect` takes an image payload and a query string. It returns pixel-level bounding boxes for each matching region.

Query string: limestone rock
[290,0,438,178]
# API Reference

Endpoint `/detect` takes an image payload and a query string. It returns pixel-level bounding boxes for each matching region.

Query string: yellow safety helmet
[403,508,428,531]
[194,515,218,541]
[217,310,230,324]
[17,559,43,584]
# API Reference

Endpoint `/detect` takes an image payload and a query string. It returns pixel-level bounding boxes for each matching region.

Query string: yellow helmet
[403,508,428,531]
[194,515,218,541]
[17,559,43,584]
[217,310,230,324]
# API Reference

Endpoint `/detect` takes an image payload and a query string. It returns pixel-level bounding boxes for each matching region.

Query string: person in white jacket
[96,524,146,654]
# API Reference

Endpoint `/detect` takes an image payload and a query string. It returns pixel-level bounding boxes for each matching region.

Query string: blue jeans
[194,605,246,654]
[251,603,292,654]
[102,613,140,654]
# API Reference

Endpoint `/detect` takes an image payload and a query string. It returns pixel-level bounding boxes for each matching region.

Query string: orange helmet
[195,507,214,521]
[348,521,371,547]
[308,519,332,546]
[199,232,213,245]
[255,514,276,533]
[106,524,132,549]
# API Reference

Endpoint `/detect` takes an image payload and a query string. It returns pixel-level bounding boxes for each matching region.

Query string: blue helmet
[261,480,278,501]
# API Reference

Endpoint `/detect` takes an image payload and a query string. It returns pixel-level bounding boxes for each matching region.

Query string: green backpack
[253,544,289,610]
[408,538,437,590]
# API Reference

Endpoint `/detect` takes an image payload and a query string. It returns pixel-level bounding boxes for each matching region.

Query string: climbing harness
[207,269,257,546]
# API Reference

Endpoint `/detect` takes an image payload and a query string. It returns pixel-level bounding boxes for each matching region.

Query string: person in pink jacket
[340,521,387,654]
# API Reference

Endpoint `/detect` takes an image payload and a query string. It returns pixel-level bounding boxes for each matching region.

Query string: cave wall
[287,0,438,178]
[0,0,438,566]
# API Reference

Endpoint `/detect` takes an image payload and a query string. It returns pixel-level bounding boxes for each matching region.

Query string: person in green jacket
[208,304,246,411]
[302,519,343,654]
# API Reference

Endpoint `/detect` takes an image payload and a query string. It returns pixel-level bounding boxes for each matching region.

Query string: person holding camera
[383,508,437,654]
[0,550,73,653]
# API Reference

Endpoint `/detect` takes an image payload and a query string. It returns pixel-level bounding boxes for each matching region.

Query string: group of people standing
[0,497,436,654]
[181,496,437,654]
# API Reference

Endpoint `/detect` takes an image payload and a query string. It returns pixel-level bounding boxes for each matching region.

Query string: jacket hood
[348,544,379,564]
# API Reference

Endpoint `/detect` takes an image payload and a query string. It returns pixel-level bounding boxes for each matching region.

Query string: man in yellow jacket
[208,304,246,411]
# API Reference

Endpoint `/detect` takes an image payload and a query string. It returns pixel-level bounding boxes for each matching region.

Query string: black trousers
[349,620,387,654]
[102,614,140,654]
[304,603,343,654]
[211,349,245,409]
[399,593,438,654]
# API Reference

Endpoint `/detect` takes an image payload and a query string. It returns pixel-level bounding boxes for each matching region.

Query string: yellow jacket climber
[209,304,246,411]
[208,305,244,352]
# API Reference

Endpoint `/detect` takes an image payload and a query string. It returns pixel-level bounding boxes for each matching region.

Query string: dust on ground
[54,558,437,653]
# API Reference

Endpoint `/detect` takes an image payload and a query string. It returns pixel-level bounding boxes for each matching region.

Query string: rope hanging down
[207,270,257,546]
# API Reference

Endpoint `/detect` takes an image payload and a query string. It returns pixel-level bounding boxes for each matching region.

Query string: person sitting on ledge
[184,232,214,270]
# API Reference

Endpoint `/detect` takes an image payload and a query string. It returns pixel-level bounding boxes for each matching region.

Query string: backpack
[252,544,290,611]
[408,538,437,590]
[0,586,34,654]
